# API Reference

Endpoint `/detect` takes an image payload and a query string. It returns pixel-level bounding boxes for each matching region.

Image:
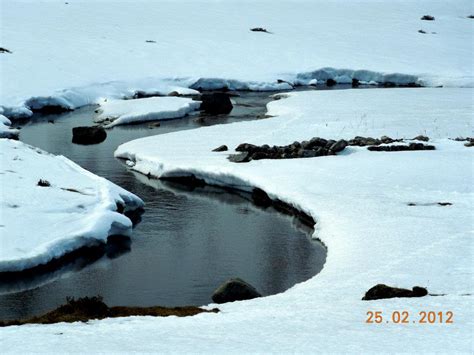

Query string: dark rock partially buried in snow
[421,15,435,21]
[72,126,107,145]
[212,145,228,152]
[212,278,262,304]
[200,93,233,115]
[362,284,428,300]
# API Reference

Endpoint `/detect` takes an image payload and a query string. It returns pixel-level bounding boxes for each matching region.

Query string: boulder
[363,284,428,300]
[200,93,233,115]
[212,278,262,304]
[72,126,107,145]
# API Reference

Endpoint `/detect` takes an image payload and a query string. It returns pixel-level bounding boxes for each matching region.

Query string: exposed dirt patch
[0,296,219,326]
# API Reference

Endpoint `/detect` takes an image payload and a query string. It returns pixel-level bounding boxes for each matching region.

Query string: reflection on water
[1,92,326,321]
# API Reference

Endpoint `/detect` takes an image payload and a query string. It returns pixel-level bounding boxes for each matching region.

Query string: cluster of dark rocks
[224,135,436,163]
[228,137,349,163]
[363,284,428,301]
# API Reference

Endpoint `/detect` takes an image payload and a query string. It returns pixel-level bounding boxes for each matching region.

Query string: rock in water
[362,284,428,300]
[72,126,107,145]
[200,93,233,115]
[212,278,262,303]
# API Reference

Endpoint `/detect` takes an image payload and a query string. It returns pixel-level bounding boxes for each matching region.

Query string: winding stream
[0,91,327,321]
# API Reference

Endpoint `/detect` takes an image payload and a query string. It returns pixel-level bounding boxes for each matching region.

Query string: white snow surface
[0,114,19,139]
[0,139,144,272]
[1,0,473,117]
[95,97,201,127]
[2,88,469,353]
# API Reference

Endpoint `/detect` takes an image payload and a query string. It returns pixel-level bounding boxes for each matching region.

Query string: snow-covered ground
[1,0,473,118]
[0,139,144,272]
[95,97,201,127]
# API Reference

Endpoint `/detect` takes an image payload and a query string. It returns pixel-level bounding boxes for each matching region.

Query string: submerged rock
[363,284,428,300]
[212,278,262,304]
[200,93,233,115]
[72,126,107,145]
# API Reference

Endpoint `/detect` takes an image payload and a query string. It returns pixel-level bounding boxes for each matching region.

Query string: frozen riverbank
[115,87,473,352]
[0,139,144,273]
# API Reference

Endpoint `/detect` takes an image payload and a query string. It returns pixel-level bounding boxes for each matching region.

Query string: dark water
[0,92,326,321]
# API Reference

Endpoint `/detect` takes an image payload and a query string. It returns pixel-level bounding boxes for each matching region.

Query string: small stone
[235,143,259,153]
[228,152,251,163]
[329,139,348,153]
[37,179,51,187]
[421,15,435,21]
[212,145,228,152]
[412,135,429,142]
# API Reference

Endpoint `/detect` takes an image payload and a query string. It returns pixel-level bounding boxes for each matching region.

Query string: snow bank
[0,114,19,139]
[95,97,201,127]
[104,88,474,352]
[0,140,144,272]
[1,0,473,117]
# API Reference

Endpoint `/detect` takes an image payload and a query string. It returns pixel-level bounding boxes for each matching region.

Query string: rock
[308,137,327,148]
[250,27,270,33]
[380,135,394,144]
[412,135,429,142]
[0,47,12,54]
[421,15,435,21]
[251,188,272,207]
[37,179,51,187]
[167,91,180,97]
[212,145,228,152]
[325,139,336,149]
[362,284,428,300]
[418,29,427,34]
[329,139,348,153]
[72,126,107,145]
[228,152,251,163]
[235,143,259,153]
[326,78,337,87]
[212,278,262,304]
[200,93,233,115]
[351,78,360,88]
